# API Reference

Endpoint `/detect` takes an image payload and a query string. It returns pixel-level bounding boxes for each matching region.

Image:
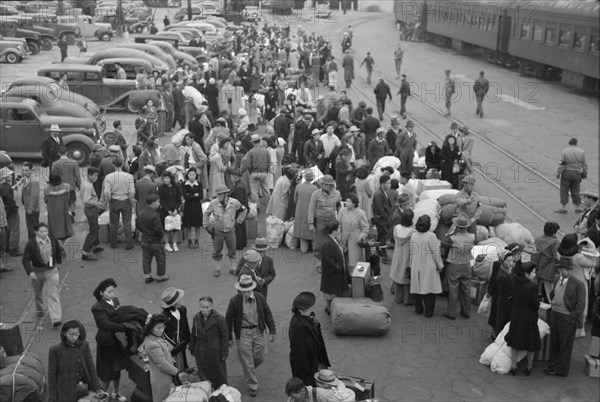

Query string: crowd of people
[0,15,598,402]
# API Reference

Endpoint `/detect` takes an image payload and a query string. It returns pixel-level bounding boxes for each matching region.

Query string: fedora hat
[143,165,156,173]
[320,175,335,185]
[580,189,599,200]
[293,291,316,311]
[314,369,344,389]
[461,176,475,184]
[406,120,415,128]
[244,249,261,263]
[349,125,359,133]
[253,237,269,251]
[161,287,185,308]
[238,108,247,116]
[304,169,315,181]
[48,123,62,132]
[452,213,471,229]
[215,185,230,195]
[235,274,257,291]
[250,133,261,142]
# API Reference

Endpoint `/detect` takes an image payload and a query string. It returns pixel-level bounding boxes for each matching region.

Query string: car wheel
[100,33,112,42]
[126,99,139,114]
[136,25,144,33]
[5,52,20,64]
[65,33,76,46]
[27,41,40,55]
[67,142,90,166]
[41,38,53,51]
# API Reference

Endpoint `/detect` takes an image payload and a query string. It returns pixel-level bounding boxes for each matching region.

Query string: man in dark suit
[372,175,393,263]
[171,81,186,130]
[235,247,276,300]
[395,120,418,174]
[52,146,81,216]
[545,263,586,377]
[273,107,291,144]
[360,107,381,151]
[41,124,64,170]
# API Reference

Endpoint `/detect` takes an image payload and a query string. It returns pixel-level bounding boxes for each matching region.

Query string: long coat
[294,182,318,240]
[267,175,292,221]
[139,335,178,401]
[372,188,392,227]
[338,207,369,269]
[289,313,331,387]
[389,225,414,284]
[162,306,191,370]
[189,310,229,388]
[440,144,461,189]
[505,277,541,352]
[354,178,373,222]
[91,298,127,381]
[232,179,249,249]
[41,136,64,168]
[488,262,513,334]
[342,54,354,83]
[44,182,73,240]
[320,235,350,295]
[409,231,443,294]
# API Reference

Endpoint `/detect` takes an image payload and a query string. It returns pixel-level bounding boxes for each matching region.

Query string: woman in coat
[205,78,220,117]
[48,320,103,402]
[161,287,191,372]
[139,314,179,401]
[534,222,560,302]
[338,193,369,270]
[505,262,540,376]
[390,210,414,304]
[189,296,229,388]
[425,141,441,175]
[158,171,182,252]
[289,292,331,387]
[267,169,295,221]
[440,135,462,189]
[182,168,203,249]
[293,171,319,253]
[44,173,74,247]
[409,215,444,317]
[320,220,350,314]
[208,138,231,198]
[487,251,516,337]
[353,166,373,222]
[91,278,129,401]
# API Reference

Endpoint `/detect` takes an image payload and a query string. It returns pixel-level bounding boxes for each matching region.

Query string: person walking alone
[57,35,68,62]
[397,74,411,119]
[360,52,375,85]
[444,69,456,116]
[394,43,404,78]
[473,70,489,117]
[136,194,168,283]
[374,78,392,121]
[555,138,587,214]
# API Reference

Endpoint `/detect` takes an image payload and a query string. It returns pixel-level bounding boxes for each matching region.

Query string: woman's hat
[253,238,269,251]
[293,291,316,310]
[396,193,410,206]
[578,237,600,258]
[47,173,62,186]
[314,369,344,388]
[452,213,471,229]
[215,185,230,194]
[161,287,185,308]
[235,274,257,291]
[238,108,247,116]
[244,249,261,263]
[320,175,335,185]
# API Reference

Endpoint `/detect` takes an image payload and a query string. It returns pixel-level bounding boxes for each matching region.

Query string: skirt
[96,343,126,381]
[182,199,203,228]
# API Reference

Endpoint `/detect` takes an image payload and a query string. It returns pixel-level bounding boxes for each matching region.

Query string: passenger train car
[394,0,599,92]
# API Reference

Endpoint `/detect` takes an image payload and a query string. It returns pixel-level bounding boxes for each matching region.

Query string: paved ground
[1,7,599,402]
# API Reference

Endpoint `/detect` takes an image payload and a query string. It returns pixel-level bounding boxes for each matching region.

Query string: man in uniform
[444,69,456,116]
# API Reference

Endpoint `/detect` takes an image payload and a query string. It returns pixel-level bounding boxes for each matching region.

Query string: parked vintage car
[147,40,197,69]
[56,14,114,41]
[152,30,190,46]
[113,43,177,70]
[133,34,178,47]
[97,58,155,79]
[0,19,42,54]
[0,37,27,63]
[10,15,55,50]
[242,6,261,22]
[0,98,101,165]
[62,48,170,72]
[24,13,81,45]
[173,3,222,22]
[37,64,160,114]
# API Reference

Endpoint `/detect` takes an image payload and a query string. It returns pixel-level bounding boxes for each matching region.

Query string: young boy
[81,167,103,261]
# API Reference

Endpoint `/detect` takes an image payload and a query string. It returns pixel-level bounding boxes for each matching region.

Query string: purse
[452,161,460,174]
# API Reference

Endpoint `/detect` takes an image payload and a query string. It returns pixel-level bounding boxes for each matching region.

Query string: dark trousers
[549,310,577,376]
[60,51,67,62]
[475,95,484,116]
[142,242,166,278]
[172,109,185,130]
[559,170,582,206]
[413,293,436,317]
[25,212,39,239]
[5,212,20,253]
[446,263,471,317]
[376,99,385,120]
[400,95,408,116]
[109,199,133,248]
[83,206,99,253]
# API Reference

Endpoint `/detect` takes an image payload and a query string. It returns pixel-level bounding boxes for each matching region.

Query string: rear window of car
[6,108,37,122]
[84,71,101,81]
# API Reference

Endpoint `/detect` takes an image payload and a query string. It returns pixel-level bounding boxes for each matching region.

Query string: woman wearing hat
[161,287,191,371]
[182,168,203,248]
[487,248,516,337]
[189,296,229,388]
[338,193,369,270]
[44,173,74,251]
[289,291,331,387]
[138,314,179,401]
[320,220,350,314]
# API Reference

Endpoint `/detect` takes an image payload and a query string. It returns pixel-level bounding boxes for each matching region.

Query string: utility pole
[187,0,192,21]
[116,0,123,37]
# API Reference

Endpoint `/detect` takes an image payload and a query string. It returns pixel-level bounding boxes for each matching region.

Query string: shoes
[165,244,173,252]
[544,368,557,376]
[112,393,127,402]
[525,367,532,376]
[82,254,98,261]
[194,239,199,248]
[213,269,221,277]
[510,367,517,376]
[442,312,456,320]
[390,284,395,294]
[554,209,567,214]
[145,277,155,284]
[172,243,179,252]
[188,240,194,248]
[53,321,62,328]
[574,208,583,213]
[125,244,134,250]
[93,246,104,253]
[156,276,169,282]
[248,389,257,397]
[0,266,14,272]
[460,311,470,319]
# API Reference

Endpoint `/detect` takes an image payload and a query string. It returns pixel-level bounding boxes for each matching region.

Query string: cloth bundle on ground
[285,223,298,249]
[477,225,490,242]
[210,384,242,402]
[480,319,550,374]
[419,189,459,202]
[413,199,439,232]
[301,165,324,184]
[372,156,401,173]
[110,305,149,356]
[0,353,45,402]
[331,297,391,337]
[165,381,212,402]
[470,239,507,281]
[494,223,535,247]
[98,211,137,241]
[266,215,286,249]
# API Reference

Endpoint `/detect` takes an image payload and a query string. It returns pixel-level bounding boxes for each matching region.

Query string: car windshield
[32,103,43,117]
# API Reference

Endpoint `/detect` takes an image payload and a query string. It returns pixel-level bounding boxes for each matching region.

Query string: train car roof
[508,0,599,17]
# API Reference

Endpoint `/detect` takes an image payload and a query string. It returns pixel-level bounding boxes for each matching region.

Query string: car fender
[0,46,23,57]
[62,133,96,150]
[127,89,160,110]
[94,29,112,38]
[57,29,78,38]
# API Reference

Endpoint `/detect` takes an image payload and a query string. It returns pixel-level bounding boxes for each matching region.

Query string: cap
[143,165,156,173]
[349,125,359,132]
[251,133,261,142]
[108,145,120,153]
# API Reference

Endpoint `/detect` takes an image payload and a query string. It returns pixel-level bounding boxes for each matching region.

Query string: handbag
[478,294,492,317]
[164,214,182,231]
[452,161,460,174]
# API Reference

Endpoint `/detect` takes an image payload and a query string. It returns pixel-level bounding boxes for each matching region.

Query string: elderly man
[555,138,587,214]
[101,158,135,250]
[204,185,247,277]
[235,242,276,299]
[455,176,482,242]
[308,175,342,270]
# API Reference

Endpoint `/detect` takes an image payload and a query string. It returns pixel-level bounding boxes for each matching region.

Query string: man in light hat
[367,127,389,172]
[235,245,276,299]
[0,167,22,256]
[575,189,599,238]
[134,165,158,214]
[308,175,342,269]
[41,124,64,171]
[441,213,475,319]
[444,69,456,116]
[203,185,247,277]
[135,193,167,283]
[241,135,270,208]
[395,120,417,173]
[226,274,276,397]
[455,175,481,241]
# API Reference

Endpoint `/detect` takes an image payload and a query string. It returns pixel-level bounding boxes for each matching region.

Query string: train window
[591,35,599,54]
[533,25,543,42]
[574,32,586,51]
[545,28,556,45]
[521,23,531,40]
[559,29,571,47]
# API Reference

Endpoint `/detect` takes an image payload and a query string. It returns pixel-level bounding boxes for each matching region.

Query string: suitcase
[0,323,24,356]
[351,262,371,299]
[470,279,488,305]
[130,386,153,402]
[337,373,375,401]
[126,356,152,398]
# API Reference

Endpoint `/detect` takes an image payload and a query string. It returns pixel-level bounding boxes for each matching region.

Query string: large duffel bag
[477,205,507,227]
[336,374,375,401]
[165,381,211,402]
[0,353,45,402]
[331,298,391,337]
[413,199,439,232]
[419,189,458,202]
[494,223,535,247]
[478,196,507,208]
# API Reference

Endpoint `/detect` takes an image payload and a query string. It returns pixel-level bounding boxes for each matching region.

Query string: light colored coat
[139,335,178,402]
[208,152,228,198]
[338,207,369,269]
[409,231,443,294]
[389,224,414,284]
[267,175,292,221]
[354,178,373,222]
[293,181,318,239]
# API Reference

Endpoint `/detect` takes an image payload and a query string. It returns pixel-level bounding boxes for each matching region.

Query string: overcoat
[289,313,331,387]
[189,310,229,388]
[409,231,443,294]
[320,235,350,295]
